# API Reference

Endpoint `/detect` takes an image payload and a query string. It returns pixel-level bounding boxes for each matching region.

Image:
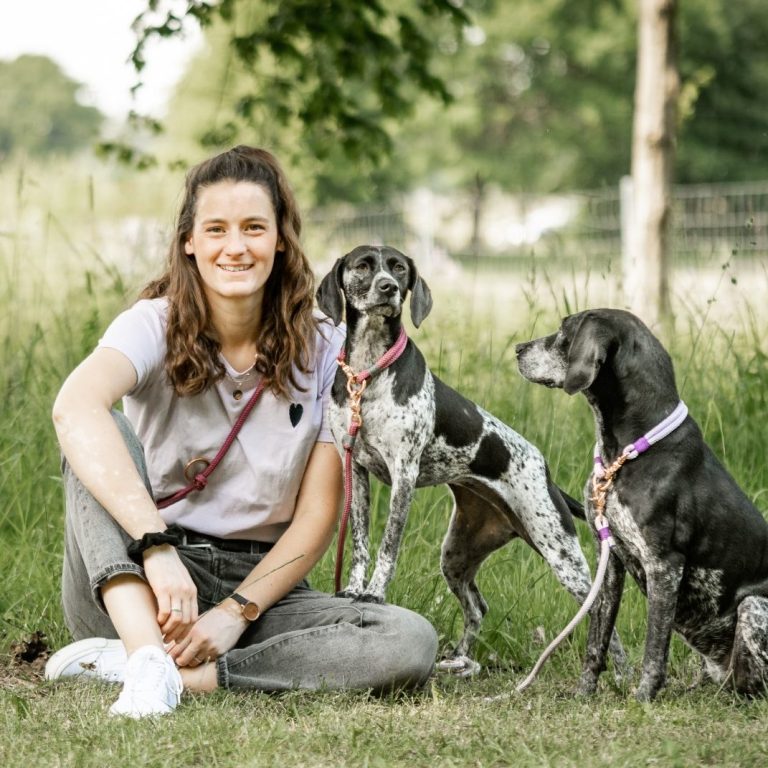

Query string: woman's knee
[373,605,438,690]
[110,411,150,484]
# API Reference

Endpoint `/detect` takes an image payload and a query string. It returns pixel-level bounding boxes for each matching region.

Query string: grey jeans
[60,411,438,692]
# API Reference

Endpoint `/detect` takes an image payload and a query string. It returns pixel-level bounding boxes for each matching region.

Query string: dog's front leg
[579,549,626,696]
[339,461,371,598]
[636,560,683,701]
[360,461,419,603]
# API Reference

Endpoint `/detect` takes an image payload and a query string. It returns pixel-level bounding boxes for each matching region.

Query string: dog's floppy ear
[408,262,433,328]
[316,257,345,325]
[563,315,611,395]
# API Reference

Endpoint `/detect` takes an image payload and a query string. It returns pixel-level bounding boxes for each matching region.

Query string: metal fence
[305,179,768,271]
[671,180,768,257]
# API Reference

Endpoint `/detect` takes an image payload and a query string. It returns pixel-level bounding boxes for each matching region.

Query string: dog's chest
[597,491,651,584]
[595,486,730,649]
[329,371,436,480]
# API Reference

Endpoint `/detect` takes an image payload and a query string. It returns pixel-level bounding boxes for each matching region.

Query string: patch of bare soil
[1,631,50,695]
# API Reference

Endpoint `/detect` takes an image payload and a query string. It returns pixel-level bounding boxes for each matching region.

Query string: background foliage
[0,55,102,160]
[150,0,768,203]
[2,0,767,204]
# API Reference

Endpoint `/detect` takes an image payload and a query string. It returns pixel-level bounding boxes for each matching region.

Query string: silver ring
[171,607,182,614]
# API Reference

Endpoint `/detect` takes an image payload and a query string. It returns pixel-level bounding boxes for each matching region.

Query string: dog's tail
[546,465,586,523]
[559,488,586,520]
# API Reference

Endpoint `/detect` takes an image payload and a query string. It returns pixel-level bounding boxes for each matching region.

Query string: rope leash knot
[590,452,630,519]
[338,362,368,432]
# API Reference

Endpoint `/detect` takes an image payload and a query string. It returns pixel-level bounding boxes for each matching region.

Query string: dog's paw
[335,589,362,600]
[574,675,597,699]
[634,680,661,702]
[436,656,482,678]
[356,592,385,604]
[612,661,633,687]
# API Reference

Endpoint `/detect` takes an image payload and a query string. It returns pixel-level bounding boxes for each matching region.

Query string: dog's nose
[376,277,398,295]
[514,342,528,356]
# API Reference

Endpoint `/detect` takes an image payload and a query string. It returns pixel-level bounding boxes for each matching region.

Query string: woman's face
[184,180,282,308]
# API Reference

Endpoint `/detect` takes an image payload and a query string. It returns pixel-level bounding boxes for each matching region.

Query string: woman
[45,146,438,718]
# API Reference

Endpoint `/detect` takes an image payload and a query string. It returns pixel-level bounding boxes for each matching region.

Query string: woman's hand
[142,544,199,641]
[168,600,248,667]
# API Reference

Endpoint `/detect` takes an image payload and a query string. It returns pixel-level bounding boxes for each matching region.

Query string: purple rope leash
[594,401,688,477]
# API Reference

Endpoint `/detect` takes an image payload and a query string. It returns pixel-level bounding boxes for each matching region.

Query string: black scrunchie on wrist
[127,524,185,559]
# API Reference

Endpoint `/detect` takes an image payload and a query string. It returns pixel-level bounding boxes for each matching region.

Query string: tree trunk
[469,172,486,260]
[626,0,679,328]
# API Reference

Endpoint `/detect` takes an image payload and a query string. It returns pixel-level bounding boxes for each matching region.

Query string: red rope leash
[334,327,408,593]
[156,380,266,510]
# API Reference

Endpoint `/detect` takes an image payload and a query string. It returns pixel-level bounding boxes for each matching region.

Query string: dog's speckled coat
[517,308,768,699]
[317,246,625,674]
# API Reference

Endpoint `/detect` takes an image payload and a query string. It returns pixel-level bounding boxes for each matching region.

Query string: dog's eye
[392,263,407,274]
[355,262,370,272]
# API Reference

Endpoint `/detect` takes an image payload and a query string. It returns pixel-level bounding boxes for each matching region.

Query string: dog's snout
[515,341,529,357]
[376,276,398,295]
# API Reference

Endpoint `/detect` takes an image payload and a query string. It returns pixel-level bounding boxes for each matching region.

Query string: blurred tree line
[149,0,768,206]
[2,0,767,207]
[0,55,102,160]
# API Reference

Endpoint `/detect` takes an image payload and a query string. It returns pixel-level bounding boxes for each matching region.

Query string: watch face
[242,602,260,621]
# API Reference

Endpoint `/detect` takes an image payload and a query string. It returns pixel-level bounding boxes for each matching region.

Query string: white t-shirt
[98,298,345,542]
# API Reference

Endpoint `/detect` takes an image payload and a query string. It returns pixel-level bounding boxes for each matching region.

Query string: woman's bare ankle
[179,661,218,692]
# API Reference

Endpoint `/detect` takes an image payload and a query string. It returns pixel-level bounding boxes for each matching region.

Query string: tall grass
[0,159,175,649]
[2,158,768,766]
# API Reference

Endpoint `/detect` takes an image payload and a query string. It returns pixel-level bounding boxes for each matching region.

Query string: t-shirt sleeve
[316,319,346,443]
[97,299,167,394]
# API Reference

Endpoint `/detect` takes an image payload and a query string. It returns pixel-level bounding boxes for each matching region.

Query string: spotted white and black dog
[517,308,768,699]
[317,246,625,676]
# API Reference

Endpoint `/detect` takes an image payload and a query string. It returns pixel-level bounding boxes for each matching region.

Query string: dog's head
[516,309,674,396]
[316,245,433,327]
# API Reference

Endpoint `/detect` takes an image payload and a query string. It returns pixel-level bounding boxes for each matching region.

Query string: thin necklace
[224,357,258,401]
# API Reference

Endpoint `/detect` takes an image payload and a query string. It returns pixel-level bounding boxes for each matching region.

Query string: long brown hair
[140,146,316,399]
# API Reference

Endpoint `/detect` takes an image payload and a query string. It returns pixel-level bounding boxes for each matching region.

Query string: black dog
[516,308,768,699]
[317,246,625,676]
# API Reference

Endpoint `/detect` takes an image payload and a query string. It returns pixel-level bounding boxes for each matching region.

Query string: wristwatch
[228,592,261,622]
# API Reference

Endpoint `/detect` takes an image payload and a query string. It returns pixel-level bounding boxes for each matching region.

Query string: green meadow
[2,160,768,767]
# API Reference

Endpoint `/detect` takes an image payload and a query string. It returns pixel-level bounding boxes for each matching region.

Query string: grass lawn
[2,160,768,767]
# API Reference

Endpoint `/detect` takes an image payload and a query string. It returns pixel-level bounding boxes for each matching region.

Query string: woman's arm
[53,347,163,537]
[53,347,198,631]
[171,440,343,665]
[233,440,343,607]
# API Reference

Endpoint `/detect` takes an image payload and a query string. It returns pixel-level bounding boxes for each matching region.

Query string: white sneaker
[45,638,127,683]
[108,645,183,719]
